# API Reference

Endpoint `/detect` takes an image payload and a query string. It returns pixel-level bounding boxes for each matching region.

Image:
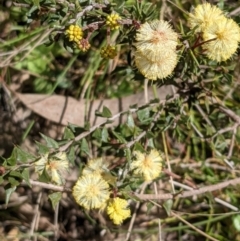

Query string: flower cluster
[188,3,240,62]
[130,149,163,181]
[65,25,83,43]
[72,157,130,224]
[134,20,178,80]
[77,39,91,52]
[106,13,121,30]
[34,152,69,185]
[107,197,131,225]
[100,45,118,59]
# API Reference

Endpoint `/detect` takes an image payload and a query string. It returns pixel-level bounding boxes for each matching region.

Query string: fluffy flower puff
[72,174,110,210]
[135,20,178,62]
[130,149,163,181]
[82,158,109,175]
[188,2,225,33]
[202,16,240,62]
[82,158,117,186]
[107,197,131,225]
[134,50,178,80]
[34,152,69,185]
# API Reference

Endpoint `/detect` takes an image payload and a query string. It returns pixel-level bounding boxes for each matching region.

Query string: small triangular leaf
[5,186,16,205]
[40,133,59,149]
[80,138,90,155]
[22,168,31,187]
[163,199,173,216]
[49,192,62,209]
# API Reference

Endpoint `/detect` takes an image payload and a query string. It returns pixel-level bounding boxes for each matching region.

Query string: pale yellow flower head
[202,16,240,62]
[134,19,178,80]
[188,2,224,33]
[82,158,109,175]
[82,158,117,186]
[135,20,178,62]
[34,153,48,175]
[72,174,110,210]
[107,197,131,225]
[134,50,178,80]
[34,152,69,185]
[130,149,163,181]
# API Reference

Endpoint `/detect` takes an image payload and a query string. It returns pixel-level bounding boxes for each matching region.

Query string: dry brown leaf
[15,86,173,126]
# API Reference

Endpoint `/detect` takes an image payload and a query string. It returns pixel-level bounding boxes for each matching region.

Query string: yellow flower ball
[135,20,178,62]
[188,3,225,33]
[72,174,110,210]
[107,197,131,225]
[202,16,240,62]
[130,149,163,181]
[134,50,178,80]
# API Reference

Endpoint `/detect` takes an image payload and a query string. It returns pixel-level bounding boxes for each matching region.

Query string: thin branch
[170,211,219,241]
[59,93,181,152]
[150,200,220,241]
[30,191,42,240]
[162,132,175,193]
[218,105,240,124]
[133,177,240,200]
[54,203,59,241]
[227,123,238,159]
[172,180,238,211]
[26,177,240,206]
[27,180,71,192]
[125,182,148,241]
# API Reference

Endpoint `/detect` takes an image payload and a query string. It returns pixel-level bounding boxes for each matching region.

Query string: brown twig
[133,177,240,200]
[27,180,71,192]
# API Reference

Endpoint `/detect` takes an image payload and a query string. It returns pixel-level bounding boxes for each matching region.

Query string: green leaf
[127,114,135,128]
[81,138,90,155]
[67,146,75,164]
[137,108,150,121]
[133,143,145,152]
[233,215,240,231]
[6,147,17,166]
[63,127,75,139]
[102,106,112,118]
[101,128,109,142]
[35,141,50,155]
[5,186,16,205]
[48,192,62,209]
[9,171,22,179]
[32,0,40,8]
[40,133,59,149]
[0,176,4,185]
[124,148,131,162]
[22,169,31,187]
[92,128,102,140]
[16,147,35,163]
[95,106,112,118]
[146,202,154,215]
[39,168,51,183]
[8,177,20,187]
[112,130,127,144]
[163,199,173,216]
